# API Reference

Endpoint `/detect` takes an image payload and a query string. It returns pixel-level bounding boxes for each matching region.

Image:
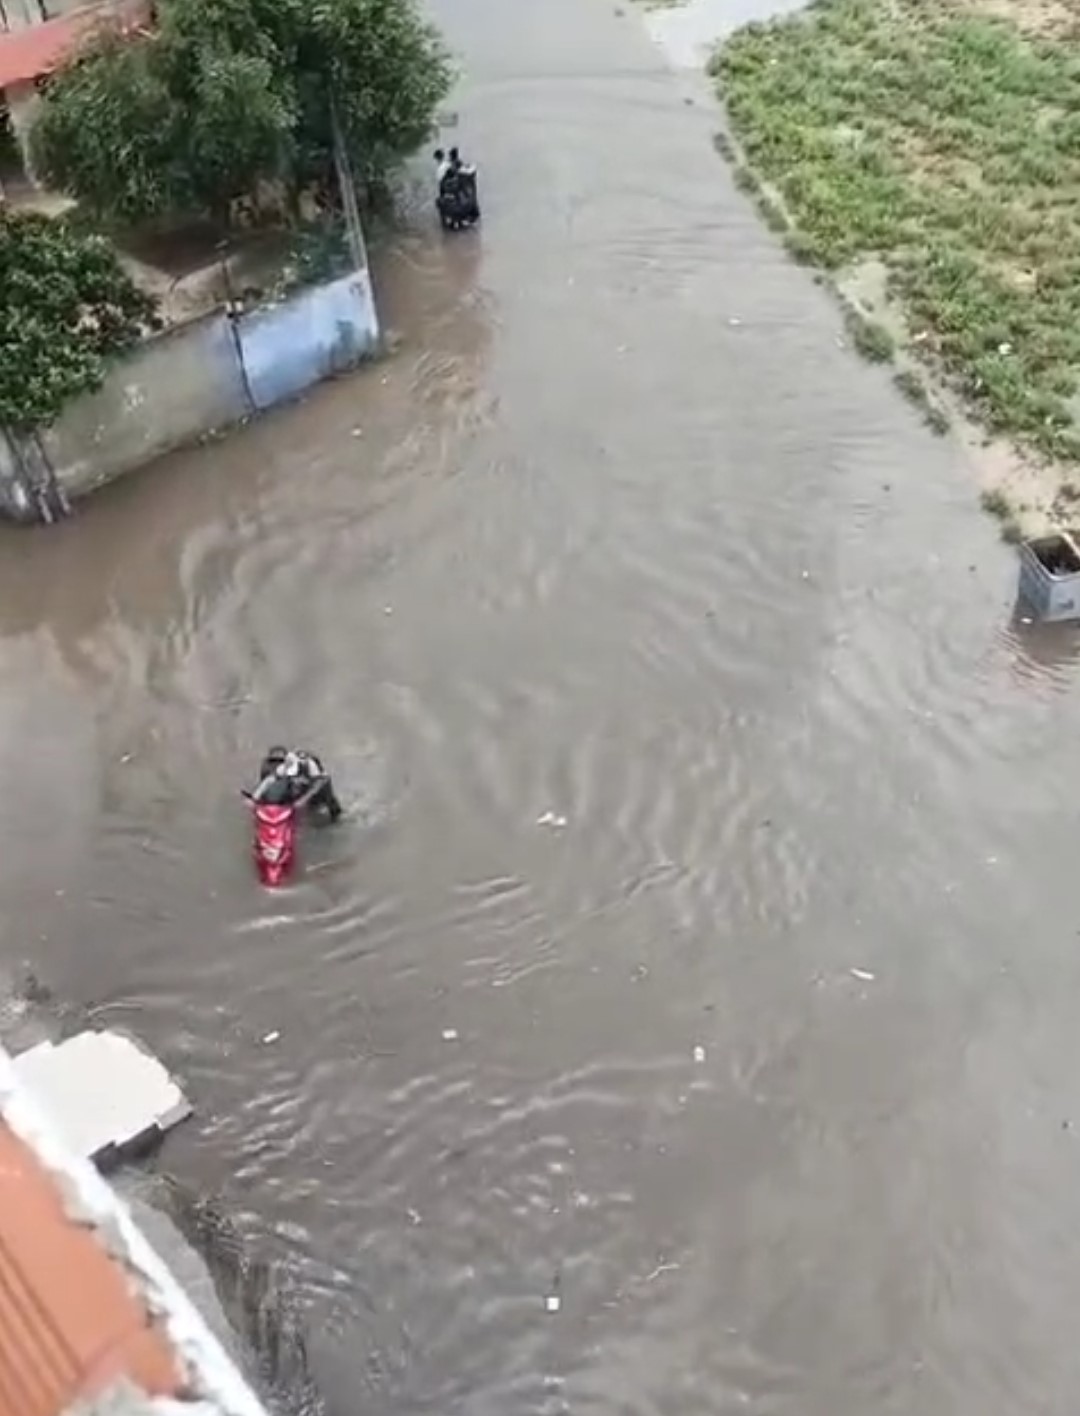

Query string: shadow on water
[155,1176,333,1416]
[1002,603,1080,687]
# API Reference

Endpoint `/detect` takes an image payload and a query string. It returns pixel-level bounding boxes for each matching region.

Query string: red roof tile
[0,1118,184,1416]
[0,1,150,90]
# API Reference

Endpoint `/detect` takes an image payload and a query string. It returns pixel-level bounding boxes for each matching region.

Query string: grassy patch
[980,484,1024,539]
[711,0,1080,463]
[980,486,1012,518]
[845,309,895,363]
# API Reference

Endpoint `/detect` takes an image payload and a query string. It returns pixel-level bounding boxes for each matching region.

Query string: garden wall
[1,269,379,520]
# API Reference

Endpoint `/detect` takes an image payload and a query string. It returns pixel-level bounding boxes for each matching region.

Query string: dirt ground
[952,0,1080,37]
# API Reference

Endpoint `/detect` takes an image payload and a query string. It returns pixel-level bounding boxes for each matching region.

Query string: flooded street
[4,0,1080,1410]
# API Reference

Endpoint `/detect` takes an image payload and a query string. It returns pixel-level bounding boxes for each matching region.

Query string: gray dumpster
[1018,532,1080,622]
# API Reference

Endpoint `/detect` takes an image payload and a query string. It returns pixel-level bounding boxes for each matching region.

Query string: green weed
[714,0,1080,463]
[980,486,1013,519]
[845,309,895,363]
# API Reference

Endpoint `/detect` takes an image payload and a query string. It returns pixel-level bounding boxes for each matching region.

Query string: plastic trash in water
[442,1028,459,1042]
[849,969,875,983]
[537,811,568,829]
[692,1045,706,1063]
[262,1030,281,1044]
[545,1294,561,1314]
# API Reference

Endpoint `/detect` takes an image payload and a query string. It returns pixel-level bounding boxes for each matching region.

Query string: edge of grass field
[707,0,1080,542]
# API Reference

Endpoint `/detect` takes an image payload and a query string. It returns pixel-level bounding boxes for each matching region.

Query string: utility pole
[329,91,369,273]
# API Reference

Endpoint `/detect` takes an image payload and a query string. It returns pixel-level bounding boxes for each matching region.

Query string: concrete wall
[0,0,45,30]
[40,314,249,500]
[5,81,39,182]
[3,268,379,514]
[239,270,378,411]
[0,428,33,521]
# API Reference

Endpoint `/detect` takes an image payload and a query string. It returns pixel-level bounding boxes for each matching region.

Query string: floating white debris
[693,1045,706,1064]
[545,1294,561,1314]
[537,811,568,829]
[262,1030,281,1044]
[442,1028,459,1042]
[849,969,875,983]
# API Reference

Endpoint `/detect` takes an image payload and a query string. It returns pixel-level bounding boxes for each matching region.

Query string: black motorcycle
[437,168,481,232]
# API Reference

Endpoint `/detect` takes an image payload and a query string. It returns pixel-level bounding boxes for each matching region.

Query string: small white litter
[262,1030,281,1044]
[693,1045,706,1064]
[545,1295,561,1314]
[537,811,568,829]
[442,1028,459,1042]
[849,968,875,983]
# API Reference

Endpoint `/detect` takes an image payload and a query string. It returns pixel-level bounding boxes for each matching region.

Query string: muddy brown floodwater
[4,0,1080,1412]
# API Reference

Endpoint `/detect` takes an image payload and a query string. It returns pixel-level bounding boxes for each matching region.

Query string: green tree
[31,0,452,226]
[294,0,456,187]
[0,211,156,431]
[31,30,295,225]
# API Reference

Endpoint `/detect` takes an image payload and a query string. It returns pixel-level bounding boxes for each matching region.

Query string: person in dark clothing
[249,747,342,820]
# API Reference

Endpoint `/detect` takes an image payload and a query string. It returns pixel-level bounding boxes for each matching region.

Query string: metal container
[1018,532,1080,622]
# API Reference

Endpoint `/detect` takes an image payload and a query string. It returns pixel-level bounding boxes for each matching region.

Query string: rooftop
[0,0,151,90]
[0,1041,269,1416]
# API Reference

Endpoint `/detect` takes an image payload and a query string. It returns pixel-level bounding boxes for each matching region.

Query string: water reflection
[1001,604,1080,690]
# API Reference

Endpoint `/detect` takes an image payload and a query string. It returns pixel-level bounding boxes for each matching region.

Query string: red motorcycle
[249,800,297,887]
[245,748,343,886]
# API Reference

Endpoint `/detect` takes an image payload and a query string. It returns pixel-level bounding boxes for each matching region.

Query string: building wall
[4,269,379,513]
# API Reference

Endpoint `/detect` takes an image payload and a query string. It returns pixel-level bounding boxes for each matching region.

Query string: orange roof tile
[0,1,151,91]
[0,1118,184,1416]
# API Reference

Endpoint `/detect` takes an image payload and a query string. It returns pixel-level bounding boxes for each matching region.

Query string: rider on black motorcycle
[434,145,479,228]
[251,746,343,820]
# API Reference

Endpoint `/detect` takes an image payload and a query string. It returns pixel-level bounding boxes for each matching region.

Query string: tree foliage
[0,211,156,431]
[31,29,296,225]
[31,0,452,226]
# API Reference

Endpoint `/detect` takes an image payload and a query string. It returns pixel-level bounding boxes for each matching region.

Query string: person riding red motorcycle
[250,747,342,818]
[243,747,342,885]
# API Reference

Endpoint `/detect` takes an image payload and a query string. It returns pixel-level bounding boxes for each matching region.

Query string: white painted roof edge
[0,1043,269,1416]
